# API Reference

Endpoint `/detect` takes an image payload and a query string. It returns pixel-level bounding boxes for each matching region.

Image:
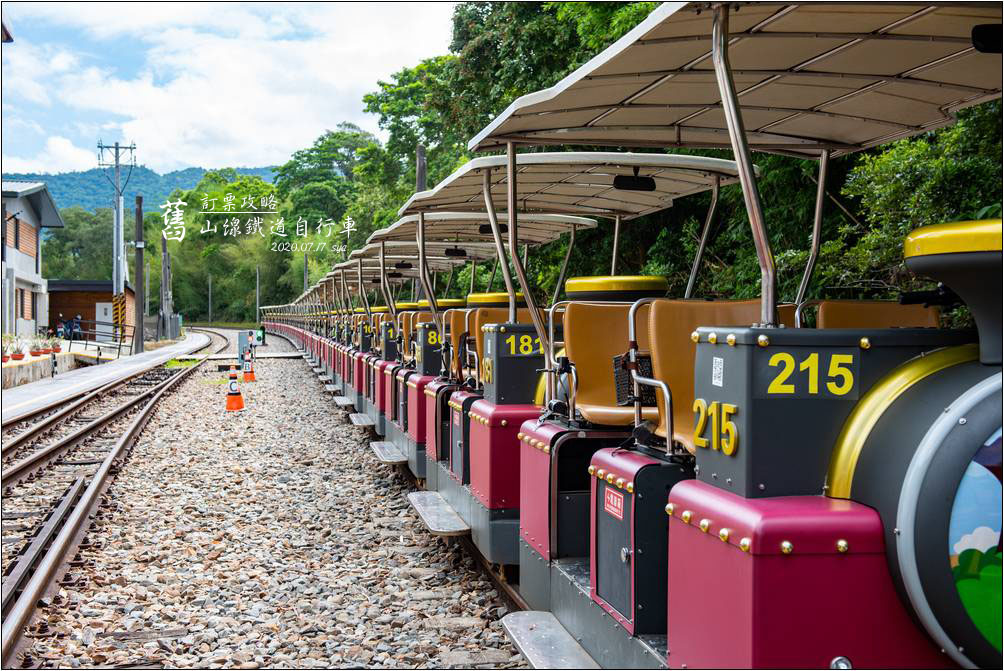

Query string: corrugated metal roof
[2,180,66,228]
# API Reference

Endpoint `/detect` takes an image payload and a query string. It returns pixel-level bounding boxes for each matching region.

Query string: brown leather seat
[648,299,764,452]
[447,309,471,379]
[816,300,939,329]
[563,302,658,426]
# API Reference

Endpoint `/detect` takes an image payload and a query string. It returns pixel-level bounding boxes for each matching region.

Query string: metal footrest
[324,384,339,393]
[333,396,355,409]
[501,612,599,669]
[349,413,374,427]
[370,441,407,465]
[312,367,324,374]
[318,375,333,383]
[406,491,470,537]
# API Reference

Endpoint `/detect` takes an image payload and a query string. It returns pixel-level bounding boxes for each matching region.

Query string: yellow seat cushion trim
[565,275,668,293]
[417,298,467,308]
[903,219,1002,258]
[467,292,525,305]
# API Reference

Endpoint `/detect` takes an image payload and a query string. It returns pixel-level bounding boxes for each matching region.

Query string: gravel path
[25,356,523,669]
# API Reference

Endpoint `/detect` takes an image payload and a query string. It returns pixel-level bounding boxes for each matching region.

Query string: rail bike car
[395,152,743,567]
[461,2,1002,668]
[366,212,595,496]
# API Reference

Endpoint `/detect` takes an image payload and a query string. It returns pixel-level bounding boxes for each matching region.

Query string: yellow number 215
[693,398,738,456]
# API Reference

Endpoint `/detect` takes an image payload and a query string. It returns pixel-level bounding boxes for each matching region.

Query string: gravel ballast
[25,347,523,669]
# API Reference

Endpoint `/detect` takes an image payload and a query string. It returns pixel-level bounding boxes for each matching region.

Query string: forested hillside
[3,165,275,212]
[38,2,1002,323]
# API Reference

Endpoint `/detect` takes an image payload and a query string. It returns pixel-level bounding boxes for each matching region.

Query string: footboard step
[318,375,333,383]
[407,491,470,537]
[349,413,375,427]
[312,367,324,374]
[371,441,407,465]
[324,384,339,393]
[501,612,599,669]
[333,396,355,408]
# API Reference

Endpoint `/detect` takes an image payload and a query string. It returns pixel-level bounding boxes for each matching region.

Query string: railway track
[0,330,232,668]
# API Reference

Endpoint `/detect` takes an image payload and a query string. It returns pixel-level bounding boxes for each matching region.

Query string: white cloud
[2,136,97,173]
[954,526,1001,556]
[2,2,457,172]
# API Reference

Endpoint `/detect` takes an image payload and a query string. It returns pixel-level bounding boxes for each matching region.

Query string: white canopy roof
[349,240,500,262]
[469,2,1002,157]
[370,211,596,245]
[398,152,742,220]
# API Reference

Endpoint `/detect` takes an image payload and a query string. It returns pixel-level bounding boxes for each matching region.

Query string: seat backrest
[816,300,939,329]
[447,309,470,378]
[472,307,539,381]
[648,299,762,451]
[563,302,653,412]
[400,312,416,357]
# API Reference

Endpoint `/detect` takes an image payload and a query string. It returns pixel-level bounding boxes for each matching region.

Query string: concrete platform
[175,352,303,361]
[1,332,210,423]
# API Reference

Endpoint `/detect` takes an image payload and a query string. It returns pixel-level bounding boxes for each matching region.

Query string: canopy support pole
[795,150,830,309]
[685,176,720,299]
[611,215,621,275]
[357,259,370,317]
[444,266,455,296]
[416,212,443,338]
[469,260,477,295]
[379,242,396,321]
[487,257,498,292]
[551,225,576,306]
[505,141,552,383]
[482,170,518,312]
[712,3,777,326]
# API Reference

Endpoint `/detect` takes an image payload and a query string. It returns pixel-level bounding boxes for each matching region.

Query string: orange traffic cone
[226,367,245,411]
[243,353,256,383]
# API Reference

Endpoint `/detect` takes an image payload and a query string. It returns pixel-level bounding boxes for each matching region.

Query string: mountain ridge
[2,165,276,212]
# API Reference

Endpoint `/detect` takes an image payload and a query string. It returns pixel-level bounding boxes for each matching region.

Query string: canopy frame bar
[795,150,830,308]
[684,176,720,299]
[482,170,519,321]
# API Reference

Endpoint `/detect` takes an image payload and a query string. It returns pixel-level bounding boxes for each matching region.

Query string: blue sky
[2,2,455,174]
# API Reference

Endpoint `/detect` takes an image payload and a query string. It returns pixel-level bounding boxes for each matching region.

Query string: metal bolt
[708,332,718,345]
[690,331,700,343]
[780,540,794,554]
[758,483,765,491]
[836,539,849,553]
[958,417,967,425]
[757,334,769,347]
[726,333,736,346]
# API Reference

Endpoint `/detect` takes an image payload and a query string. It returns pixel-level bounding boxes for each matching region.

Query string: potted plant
[39,336,52,355]
[10,336,25,361]
[28,336,43,357]
[1,336,10,363]
[51,335,62,353]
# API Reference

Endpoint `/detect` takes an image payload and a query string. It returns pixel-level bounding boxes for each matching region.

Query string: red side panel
[518,420,566,559]
[666,480,949,669]
[468,401,539,509]
[407,374,435,442]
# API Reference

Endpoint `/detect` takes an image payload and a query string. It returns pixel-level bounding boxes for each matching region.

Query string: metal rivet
[719,528,730,542]
[499,326,506,333]
[958,417,967,425]
[597,469,606,480]
[757,334,769,347]
[708,332,718,345]
[859,337,871,350]
[544,445,550,454]
[605,473,615,484]
[665,503,675,515]
[626,482,634,494]
[836,539,849,553]
[615,478,625,489]
[690,331,700,343]
[699,518,711,532]
[739,537,751,552]
[780,540,794,554]
[681,510,692,523]
[726,333,736,346]
[758,483,765,491]
[501,419,508,427]
[587,465,596,476]
[517,432,525,441]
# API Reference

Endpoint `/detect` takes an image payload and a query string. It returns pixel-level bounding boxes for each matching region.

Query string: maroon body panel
[407,374,435,442]
[468,401,540,509]
[518,420,568,559]
[666,480,949,669]
[352,351,367,393]
[424,379,451,459]
[375,361,394,413]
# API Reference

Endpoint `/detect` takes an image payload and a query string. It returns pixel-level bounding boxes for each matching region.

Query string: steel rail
[0,347,214,667]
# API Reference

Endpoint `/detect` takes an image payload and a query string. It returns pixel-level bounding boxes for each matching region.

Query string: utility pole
[208,273,213,324]
[97,141,136,294]
[303,252,308,293]
[145,259,150,316]
[134,196,145,353]
[255,265,260,324]
[160,233,173,338]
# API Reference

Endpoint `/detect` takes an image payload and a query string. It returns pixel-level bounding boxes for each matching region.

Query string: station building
[2,181,66,336]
